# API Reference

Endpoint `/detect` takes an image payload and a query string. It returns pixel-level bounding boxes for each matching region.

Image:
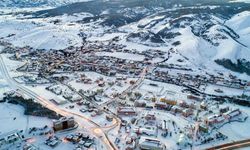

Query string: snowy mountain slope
[226,11,250,48]
[214,11,250,75]
[0,0,250,75]
[115,7,250,75]
[116,10,250,62]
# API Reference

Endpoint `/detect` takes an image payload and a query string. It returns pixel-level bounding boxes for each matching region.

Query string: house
[106,115,113,122]
[177,134,190,147]
[139,137,165,150]
[206,114,225,125]
[50,99,67,105]
[171,106,182,113]
[109,70,117,76]
[145,114,156,121]
[198,124,208,133]
[200,101,207,110]
[224,109,241,119]
[219,106,229,114]
[135,126,157,136]
[23,144,39,150]
[45,136,61,148]
[155,102,167,110]
[179,101,189,108]
[187,95,201,101]
[182,109,193,117]
[117,107,136,116]
[0,130,22,149]
[134,100,146,107]
[98,81,105,87]
[70,96,82,102]
[160,98,177,105]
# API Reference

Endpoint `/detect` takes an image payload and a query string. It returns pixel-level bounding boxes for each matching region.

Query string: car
[80,108,87,113]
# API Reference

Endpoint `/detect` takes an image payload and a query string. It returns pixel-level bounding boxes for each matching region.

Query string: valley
[0,0,249,150]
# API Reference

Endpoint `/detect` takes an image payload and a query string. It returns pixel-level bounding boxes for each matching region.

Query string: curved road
[0,55,117,150]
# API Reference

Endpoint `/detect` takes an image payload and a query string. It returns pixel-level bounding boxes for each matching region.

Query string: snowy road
[0,54,117,150]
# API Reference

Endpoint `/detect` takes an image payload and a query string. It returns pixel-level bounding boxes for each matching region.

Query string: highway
[0,55,118,150]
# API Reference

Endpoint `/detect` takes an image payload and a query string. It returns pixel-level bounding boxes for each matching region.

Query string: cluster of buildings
[151,98,196,118]
[46,85,82,103]
[0,31,249,150]
[14,42,148,78]
[151,68,248,91]
[0,130,22,149]
[45,136,61,148]
[65,132,95,148]
[206,108,242,126]
[2,39,249,106]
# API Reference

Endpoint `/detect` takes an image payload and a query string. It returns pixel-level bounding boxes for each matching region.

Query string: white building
[135,126,157,136]
[139,136,165,150]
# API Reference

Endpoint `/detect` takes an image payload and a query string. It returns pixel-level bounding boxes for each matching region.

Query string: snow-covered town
[0,0,250,150]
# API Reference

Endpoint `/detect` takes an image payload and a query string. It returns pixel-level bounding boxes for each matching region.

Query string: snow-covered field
[218,104,250,141]
[0,79,9,98]
[0,102,52,134]
[0,61,52,135]
[0,14,83,50]
[95,52,145,61]
[231,0,250,3]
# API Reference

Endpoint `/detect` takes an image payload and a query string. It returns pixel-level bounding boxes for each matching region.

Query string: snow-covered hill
[226,11,250,48]
[0,0,250,76]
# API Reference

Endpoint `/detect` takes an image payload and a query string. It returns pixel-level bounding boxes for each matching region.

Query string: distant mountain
[0,0,92,8]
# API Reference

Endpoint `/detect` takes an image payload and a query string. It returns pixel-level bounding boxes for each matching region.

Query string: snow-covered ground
[204,84,245,96]
[216,104,250,141]
[0,102,52,134]
[0,79,9,98]
[0,15,83,50]
[0,55,52,135]
[95,52,145,61]
[231,0,250,3]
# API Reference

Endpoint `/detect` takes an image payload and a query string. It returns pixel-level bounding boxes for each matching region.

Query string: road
[103,65,150,106]
[206,139,250,150]
[59,78,121,130]
[0,55,118,150]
